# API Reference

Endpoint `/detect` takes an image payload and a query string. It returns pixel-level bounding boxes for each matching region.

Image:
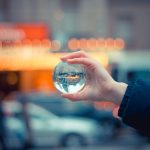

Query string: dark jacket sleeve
[118,80,150,136]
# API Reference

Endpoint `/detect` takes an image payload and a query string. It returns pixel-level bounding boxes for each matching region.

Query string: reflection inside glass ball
[53,62,86,94]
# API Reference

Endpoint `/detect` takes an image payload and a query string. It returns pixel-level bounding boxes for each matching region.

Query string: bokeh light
[68,38,79,50]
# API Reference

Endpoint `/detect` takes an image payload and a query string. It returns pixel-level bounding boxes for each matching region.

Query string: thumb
[61,93,81,101]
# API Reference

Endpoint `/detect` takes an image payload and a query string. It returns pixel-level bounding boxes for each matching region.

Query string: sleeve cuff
[118,83,134,118]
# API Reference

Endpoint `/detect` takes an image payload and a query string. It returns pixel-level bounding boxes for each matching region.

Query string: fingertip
[61,93,76,100]
[60,57,66,61]
[61,93,67,97]
[61,93,71,98]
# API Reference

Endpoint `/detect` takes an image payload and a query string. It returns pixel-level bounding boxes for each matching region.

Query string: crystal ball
[53,62,86,94]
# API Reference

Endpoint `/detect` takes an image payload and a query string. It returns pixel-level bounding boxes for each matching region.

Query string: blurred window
[0,72,20,97]
[60,0,80,12]
[127,70,150,83]
[27,103,57,121]
[0,0,9,20]
[115,15,134,48]
[60,0,80,33]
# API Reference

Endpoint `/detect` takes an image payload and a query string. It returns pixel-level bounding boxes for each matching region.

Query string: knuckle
[79,50,87,56]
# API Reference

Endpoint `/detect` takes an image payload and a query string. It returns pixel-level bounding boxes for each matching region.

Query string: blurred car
[2,101,104,148]
[27,92,122,137]
[1,101,28,150]
[4,116,27,149]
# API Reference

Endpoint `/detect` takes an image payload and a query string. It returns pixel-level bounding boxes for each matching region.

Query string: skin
[60,51,127,105]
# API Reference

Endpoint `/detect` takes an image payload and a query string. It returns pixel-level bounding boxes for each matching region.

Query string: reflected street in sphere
[53,62,86,94]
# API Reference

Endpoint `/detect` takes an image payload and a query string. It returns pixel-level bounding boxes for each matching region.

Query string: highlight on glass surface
[53,62,86,94]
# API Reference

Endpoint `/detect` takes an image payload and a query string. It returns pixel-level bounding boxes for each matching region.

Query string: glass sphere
[53,62,86,94]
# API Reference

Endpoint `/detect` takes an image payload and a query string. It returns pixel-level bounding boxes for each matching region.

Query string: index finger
[61,51,89,61]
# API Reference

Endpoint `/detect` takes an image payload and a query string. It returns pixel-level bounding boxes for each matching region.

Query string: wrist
[104,80,127,105]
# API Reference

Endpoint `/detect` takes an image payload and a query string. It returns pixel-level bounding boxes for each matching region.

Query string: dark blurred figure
[0,93,7,150]
[17,94,33,149]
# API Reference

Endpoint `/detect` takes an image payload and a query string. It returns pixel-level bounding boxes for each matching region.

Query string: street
[28,145,150,150]
[28,129,150,150]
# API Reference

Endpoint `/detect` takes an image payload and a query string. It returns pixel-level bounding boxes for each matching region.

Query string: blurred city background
[0,0,150,150]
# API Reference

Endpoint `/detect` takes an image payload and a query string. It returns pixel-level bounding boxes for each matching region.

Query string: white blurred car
[3,101,104,148]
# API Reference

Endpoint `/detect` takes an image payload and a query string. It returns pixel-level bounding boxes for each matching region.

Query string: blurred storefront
[0,0,150,108]
[0,23,114,97]
[0,48,110,95]
[0,23,54,96]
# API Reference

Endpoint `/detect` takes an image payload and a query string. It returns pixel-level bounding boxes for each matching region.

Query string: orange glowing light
[90,52,109,68]
[0,50,109,71]
[115,38,125,50]
[97,38,106,48]
[0,41,2,48]
[106,38,114,49]
[51,40,61,51]
[87,38,97,49]
[14,40,22,47]
[32,39,42,47]
[22,39,32,46]
[16,23,49,40]
[79,38,88,49]
[42,39,51,48]
[68,38,79,50]
[6,72,18,85]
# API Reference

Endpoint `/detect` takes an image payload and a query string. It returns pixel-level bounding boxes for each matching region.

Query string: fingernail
[67,59,73,62]
[60,58,66,62]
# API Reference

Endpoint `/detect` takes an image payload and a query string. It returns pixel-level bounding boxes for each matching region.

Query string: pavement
[28,145,150,150]
[28,129,150,150]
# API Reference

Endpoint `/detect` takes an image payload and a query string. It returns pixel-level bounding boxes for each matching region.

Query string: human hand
[61,51,127,105]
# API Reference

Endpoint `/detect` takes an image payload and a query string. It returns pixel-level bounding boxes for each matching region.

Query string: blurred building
[0,0,150,96]
[108,0,150,49]
[0,0,109,40]
[1,0,150,49]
